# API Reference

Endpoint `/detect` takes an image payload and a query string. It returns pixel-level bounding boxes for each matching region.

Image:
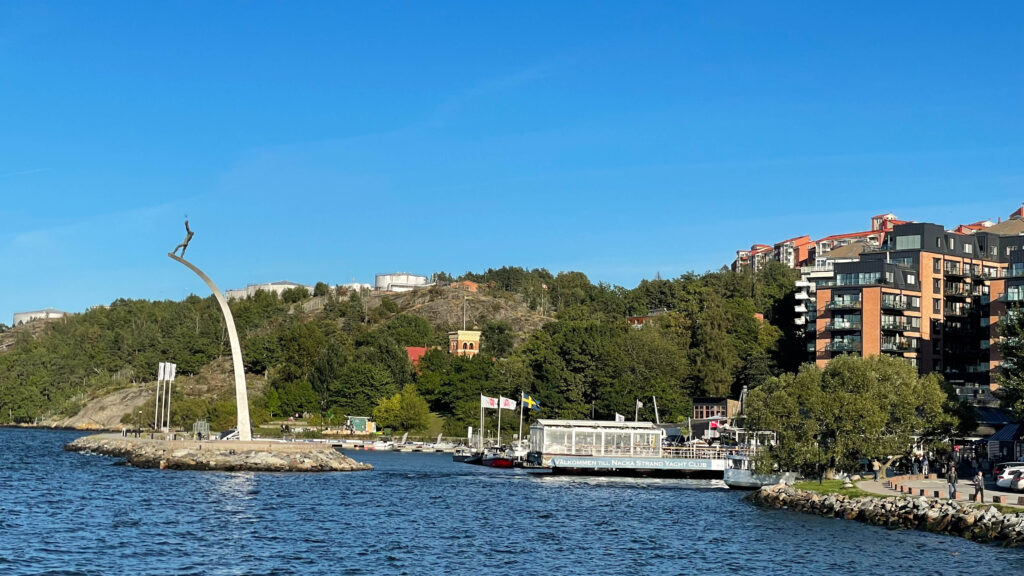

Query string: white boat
[721,429,797,489]
[724,454,798,489]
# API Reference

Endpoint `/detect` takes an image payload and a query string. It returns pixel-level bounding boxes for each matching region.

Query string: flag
[521,393,540,411]
[615,413,625,422]
[499,396,517,410]
[709,420,719,429]
[481,395,498,409]
[635,399,644,409]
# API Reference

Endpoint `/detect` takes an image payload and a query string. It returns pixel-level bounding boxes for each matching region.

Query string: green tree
[481,320,514,358]
[745,356,955,476]
[996,307,1024,416]
[373,384,430,432]
[383,314,435,347]
[281,286,310,303]
[313,282,331,297]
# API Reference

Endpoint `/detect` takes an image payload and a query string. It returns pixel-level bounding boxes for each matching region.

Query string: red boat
[480,453,514,468]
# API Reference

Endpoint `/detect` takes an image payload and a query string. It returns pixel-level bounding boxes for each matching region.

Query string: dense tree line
[0,263,803,434]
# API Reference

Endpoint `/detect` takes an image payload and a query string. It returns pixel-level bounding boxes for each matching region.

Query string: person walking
[973,470,985,503]
[947,462,959,500]
[922,455,930,476]
[871,458,881,481]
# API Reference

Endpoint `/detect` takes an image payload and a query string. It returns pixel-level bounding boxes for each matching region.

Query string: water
[1,429,1022,576]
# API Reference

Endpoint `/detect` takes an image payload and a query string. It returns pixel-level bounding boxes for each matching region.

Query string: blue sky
[1,2,1022,323]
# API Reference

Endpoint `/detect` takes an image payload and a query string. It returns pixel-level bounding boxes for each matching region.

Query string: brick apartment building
[796,211,1024,406]
[743,206,1024,407]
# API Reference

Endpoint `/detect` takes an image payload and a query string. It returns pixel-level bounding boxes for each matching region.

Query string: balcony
[794,291,810,301]
[826,300,861,310]
[881,341,918,353]
[880,299,919,312]
[825,320,862,331]
[943,286,974,298]
[943,266,966,278]
[794,304,808,314]
[881,322,918,333]
[826,341,862,353]
[806,342,816,352]
[944,307,973,318]
[794,316,806,326]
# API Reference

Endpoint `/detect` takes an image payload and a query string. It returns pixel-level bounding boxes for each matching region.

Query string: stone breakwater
[65,434,373,472]
[747,483,1024,547]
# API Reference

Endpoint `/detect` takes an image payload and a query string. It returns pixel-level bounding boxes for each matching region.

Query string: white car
[995,465,1024,488]
[1010,471,1024,493]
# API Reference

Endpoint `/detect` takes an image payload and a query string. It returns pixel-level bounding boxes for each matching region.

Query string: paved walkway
[855,474,1024,508]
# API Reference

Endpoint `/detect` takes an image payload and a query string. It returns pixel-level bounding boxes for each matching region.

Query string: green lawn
[794,479,874,499]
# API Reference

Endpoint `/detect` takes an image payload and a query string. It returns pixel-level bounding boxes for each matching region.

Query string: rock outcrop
[747,483,1024,547]
[66,434,372,472]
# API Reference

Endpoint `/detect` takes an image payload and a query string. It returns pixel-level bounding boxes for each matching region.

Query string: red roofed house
[406,346,428,371]
[773,235,814,269]
[450,280,479,293]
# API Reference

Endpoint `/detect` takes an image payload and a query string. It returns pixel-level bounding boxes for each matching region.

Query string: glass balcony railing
[825,300,861,310]
[880,322,919,332]
[825,321,862,331]
[881,341,918,353]
[825,341,862,353]
[880,299,920,311]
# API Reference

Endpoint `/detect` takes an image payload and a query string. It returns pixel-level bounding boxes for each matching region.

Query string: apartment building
[735,213,904,272]
[806,218,1024,406]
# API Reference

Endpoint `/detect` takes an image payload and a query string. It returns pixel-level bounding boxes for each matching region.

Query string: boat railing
[661,445,758,460]
[538,444,760,460]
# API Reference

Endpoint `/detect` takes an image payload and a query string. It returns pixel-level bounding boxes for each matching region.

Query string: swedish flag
[521,393,540,411]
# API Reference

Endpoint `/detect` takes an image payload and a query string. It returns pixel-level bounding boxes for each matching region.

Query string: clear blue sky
[2,2,1022,323]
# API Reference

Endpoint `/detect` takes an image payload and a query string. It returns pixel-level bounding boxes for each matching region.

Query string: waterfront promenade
[857,474,1024,508]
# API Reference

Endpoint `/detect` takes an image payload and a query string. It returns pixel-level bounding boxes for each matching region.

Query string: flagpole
[479,396,485,453]
[518,391,524,448]
[634,399,639,422]
[497,399,502,448]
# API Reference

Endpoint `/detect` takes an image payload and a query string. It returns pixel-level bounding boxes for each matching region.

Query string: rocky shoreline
[747,483,1024,547]
[65,434,373,472]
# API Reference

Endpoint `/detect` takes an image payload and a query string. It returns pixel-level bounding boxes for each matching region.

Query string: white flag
[499,396,517,410]
[636,400,644,409]
[615,413,625,422]
[158,362,166,382]
[169,363,177,382]
[481,395,498,409]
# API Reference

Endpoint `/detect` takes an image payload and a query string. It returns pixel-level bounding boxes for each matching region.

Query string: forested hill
[0,263,800,434]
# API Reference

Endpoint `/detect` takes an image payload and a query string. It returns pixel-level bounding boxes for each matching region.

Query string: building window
[948,237,955,250]
[964,244,973,254]
[933,259,941,273]
[895,235,921,250]
[906,274,915,285]
[933,278,941,292]
[933,298,941,313]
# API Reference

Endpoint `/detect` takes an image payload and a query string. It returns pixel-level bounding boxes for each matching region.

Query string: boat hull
[724,468,798,489]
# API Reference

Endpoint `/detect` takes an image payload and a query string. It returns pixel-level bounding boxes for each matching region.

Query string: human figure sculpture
[172,219,194,257]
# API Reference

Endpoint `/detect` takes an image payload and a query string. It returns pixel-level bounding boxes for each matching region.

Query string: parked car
[995,465,1024,488]
[1010,471,1024,493]
[992,461,1024,479]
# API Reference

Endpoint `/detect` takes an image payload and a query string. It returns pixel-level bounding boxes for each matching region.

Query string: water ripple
[2,429,1023,575]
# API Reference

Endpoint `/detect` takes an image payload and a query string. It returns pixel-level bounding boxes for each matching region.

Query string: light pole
[814,433,822,485]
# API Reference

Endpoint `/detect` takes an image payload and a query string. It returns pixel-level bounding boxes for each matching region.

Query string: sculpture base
[65,434,372,472]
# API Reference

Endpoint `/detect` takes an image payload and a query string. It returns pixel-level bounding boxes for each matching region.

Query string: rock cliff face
[65,435,372,472]
[747,484,1024,547]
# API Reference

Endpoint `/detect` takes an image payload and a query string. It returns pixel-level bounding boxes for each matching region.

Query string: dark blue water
[1,429,1022,575]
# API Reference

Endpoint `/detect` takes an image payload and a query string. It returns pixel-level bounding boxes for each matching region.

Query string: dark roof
[987,422,1020,443]
[975,406,1016,426]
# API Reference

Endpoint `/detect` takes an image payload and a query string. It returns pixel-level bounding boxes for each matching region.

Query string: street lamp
[813,433,822,485]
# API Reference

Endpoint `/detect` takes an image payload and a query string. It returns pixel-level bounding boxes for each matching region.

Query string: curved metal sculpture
[168,252,252,441]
